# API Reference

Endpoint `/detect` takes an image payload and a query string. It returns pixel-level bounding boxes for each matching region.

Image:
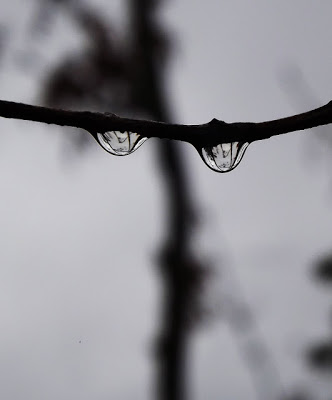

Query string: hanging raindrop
[200,142,249,172]
[96,131,148,156]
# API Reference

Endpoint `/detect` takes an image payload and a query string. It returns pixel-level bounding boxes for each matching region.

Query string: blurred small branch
[307,341,332,371]
[313,254,332,284]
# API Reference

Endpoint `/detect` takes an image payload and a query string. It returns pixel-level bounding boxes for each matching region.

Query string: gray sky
[0,1,332,399]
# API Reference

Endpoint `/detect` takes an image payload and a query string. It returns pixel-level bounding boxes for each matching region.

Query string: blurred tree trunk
[129,1,202,399]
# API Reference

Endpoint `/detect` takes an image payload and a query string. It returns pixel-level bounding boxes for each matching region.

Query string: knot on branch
[209,118,227,129]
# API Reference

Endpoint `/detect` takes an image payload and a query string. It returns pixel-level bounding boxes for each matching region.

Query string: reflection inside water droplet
[96,131,148,156]
[200,142,249,172]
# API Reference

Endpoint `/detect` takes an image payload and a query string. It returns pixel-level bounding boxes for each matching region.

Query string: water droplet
[200,142,249,172]
[96,131,147,156]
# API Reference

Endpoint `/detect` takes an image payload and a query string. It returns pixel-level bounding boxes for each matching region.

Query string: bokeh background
[0,1,332,399]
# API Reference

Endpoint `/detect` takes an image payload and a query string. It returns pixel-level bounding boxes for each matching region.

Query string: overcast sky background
[0,1,332,399]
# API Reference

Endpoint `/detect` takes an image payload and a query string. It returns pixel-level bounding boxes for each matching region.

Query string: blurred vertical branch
[220,273,286,400]
[308,253,332,374]
[128,1,204,399]
[280,66,332,397]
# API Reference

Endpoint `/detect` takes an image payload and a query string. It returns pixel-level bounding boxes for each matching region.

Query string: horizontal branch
[0,99,332,147]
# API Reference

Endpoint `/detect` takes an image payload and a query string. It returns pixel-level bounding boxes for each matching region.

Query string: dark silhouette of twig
[0,99,332,148]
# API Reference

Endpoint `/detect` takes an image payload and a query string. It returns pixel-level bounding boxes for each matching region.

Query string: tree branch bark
[0,99,332,147]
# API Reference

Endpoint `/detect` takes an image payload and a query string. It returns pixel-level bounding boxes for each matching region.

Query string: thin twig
[0,99,332,147]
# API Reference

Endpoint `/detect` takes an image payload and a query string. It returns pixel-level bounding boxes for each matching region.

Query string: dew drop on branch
[200,142,249,172]
[96,131,148,156]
